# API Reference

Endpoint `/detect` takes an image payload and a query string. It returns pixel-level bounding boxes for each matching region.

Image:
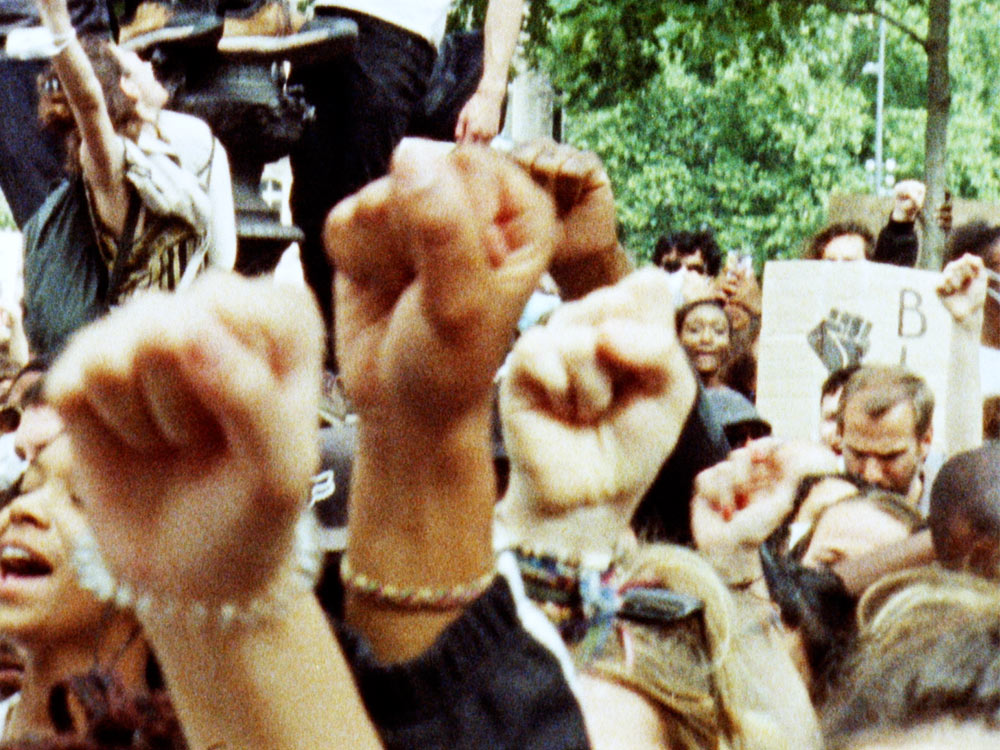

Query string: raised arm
[495,268,697,559]
[454,0,523,144]
[937,252,987,454]
[326,138,554,663]
[510,139,633,300]
[45,274,380,749]
[33,0,128,233]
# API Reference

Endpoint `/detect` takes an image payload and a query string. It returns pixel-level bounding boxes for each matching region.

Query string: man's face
[840,398,929,502]
[658,248,706,275]
[822,234,867,262]
[680,249,706,274]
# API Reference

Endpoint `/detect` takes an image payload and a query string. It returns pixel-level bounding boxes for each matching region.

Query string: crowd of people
[0,0,999,748]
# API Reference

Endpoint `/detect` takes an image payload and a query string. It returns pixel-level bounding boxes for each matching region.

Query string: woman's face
[679,303,730,379]
[0,436,107,649]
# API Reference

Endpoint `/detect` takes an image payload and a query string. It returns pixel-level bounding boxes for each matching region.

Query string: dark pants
[0,58,65,228]
[289,11,435,363]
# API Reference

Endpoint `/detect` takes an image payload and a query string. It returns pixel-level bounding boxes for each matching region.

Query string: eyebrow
[844,445,908,459]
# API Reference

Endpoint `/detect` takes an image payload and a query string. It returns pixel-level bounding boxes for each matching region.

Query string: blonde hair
[824,567,1000,747]
[585,544,821,750]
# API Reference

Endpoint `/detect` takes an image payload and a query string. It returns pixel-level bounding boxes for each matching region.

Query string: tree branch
[820,0,927,50]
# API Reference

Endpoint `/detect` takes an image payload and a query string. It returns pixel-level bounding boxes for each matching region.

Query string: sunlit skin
[690,438,839,582]
[840,399,931,507]
[800,499,912,569]
[819,389,843,453]
[821,233,868,262]
[792,476,859,533]
[577,673,674,750]
[0,438,106,643]
[679,302,730,388]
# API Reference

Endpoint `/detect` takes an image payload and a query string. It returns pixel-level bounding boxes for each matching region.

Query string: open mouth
[0,545,53,579]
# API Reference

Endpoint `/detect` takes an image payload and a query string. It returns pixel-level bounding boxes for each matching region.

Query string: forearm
[207,140,237,270]
[143,587,381,750]
[35,0,124,199]
[945,310,984,454]
[549,242,634,301]
[479,0,523,99]
[833,529,935,597]
[345,406,497,663]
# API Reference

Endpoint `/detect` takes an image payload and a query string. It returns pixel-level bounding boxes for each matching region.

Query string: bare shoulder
[576,673,675,750]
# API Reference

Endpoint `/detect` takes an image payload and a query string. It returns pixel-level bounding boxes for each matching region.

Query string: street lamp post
[863,16,888,195]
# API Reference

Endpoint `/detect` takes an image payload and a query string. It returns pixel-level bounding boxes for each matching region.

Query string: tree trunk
[920,0,950,270]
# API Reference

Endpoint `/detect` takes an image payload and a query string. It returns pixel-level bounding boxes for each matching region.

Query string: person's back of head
[928,441,1000,578]
[585,543,822,750]
[824,567,1000,749]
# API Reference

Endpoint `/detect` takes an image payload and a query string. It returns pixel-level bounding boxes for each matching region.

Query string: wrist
[74,513,323,637]
[954,307,985,333]
[348,404,497,588]
[496,476,635,563]
[475,78,507,101]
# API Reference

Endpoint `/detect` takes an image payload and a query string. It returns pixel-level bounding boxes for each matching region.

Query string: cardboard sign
[756,260,956,450]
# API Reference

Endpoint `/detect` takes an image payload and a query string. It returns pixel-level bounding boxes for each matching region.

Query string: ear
[919,423,933,461]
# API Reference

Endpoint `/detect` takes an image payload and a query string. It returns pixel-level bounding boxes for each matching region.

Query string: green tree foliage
[0,196,12,231]
[477,0,997,269]
[563,21,872,264]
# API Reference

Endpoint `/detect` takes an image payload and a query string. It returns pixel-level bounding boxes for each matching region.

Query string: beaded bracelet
[72,511,324,630]
[339,554,496,611]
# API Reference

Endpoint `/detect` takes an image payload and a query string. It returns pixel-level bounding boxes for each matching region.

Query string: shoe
[222,0,303,37]
[119,1,224,51]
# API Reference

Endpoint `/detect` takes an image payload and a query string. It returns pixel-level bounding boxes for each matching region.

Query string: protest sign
[756,260,960,451]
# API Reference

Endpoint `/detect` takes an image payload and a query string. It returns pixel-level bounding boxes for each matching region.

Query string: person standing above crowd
[289,0,523,359]
[944,221,1000,407]
[22,0,235,356]
[0,0,110,229]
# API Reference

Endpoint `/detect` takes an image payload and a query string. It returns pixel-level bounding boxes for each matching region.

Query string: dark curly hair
[945,220,1000,265]
[36,35,143,175]
[653,229,722,276]
[804,222,874,260]
[0,669,185,750]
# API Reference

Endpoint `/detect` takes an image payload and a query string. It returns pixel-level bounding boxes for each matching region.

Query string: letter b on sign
[898,289,926,338]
